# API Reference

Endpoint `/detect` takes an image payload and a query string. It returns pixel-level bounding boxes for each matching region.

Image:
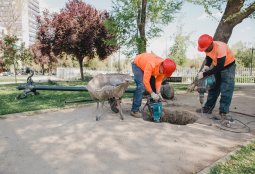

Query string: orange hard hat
[162,58,176,77]
[198,34,213,52]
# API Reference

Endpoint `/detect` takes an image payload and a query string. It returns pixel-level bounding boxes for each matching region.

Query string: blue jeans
[131,62,145,112]
[204,64,236,114]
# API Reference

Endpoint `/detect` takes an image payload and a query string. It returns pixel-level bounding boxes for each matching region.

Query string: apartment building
[0,0,39,46]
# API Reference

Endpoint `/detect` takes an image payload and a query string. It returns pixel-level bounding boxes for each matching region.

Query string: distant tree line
[0,0,118,80]
[1,0,255,82]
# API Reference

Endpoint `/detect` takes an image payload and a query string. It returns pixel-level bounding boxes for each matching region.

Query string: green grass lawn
[0,81,188,116]
[0,75,28,83]
[0,81,92,115]
[172,83,188,91]
[210,141,255,174]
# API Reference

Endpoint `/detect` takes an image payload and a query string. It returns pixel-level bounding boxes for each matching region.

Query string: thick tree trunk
[78,58,84,80]
[138,27,147,53]
[213,22,235,43]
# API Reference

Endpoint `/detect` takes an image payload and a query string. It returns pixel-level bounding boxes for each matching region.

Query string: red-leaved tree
[52,0,117,80]
[31,10,57,75]
[31,42,49,75]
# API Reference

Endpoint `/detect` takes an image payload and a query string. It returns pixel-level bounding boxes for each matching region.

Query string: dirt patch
[142,106,198,125]
[162,108,198,125]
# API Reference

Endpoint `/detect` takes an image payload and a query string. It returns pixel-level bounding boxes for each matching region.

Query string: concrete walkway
[0,87,255,174]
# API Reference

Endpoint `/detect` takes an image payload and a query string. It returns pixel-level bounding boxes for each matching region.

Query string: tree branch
[225,1,255,24]
[224,0,244,17]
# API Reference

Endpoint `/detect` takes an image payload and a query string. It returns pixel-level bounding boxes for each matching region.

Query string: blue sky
[41,0,255,59]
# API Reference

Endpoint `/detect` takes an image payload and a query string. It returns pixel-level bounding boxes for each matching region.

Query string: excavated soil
[142,106,198,125]
[161,109,198,125]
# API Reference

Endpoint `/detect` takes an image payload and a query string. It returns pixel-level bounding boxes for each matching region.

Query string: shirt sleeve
[143,63,153,93]
[203,56,226,77]
[155,75,165,93]
[205,56,212,67]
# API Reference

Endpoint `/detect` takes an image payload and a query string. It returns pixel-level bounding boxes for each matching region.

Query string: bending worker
[131,53,176,118]
[196,34,236,119]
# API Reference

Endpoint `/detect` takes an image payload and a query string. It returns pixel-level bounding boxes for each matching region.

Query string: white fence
[56,67,255,83]
[56,67,131,80]
[235,67,255,83]
[172,68,198,83]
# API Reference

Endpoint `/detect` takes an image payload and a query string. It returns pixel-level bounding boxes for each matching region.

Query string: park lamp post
[12,44,18,83]
[251,44,254,76]
[248,43,254,76]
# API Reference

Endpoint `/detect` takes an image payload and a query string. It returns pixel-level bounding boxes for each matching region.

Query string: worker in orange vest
[196,34,236,119]
[131,53,176,118]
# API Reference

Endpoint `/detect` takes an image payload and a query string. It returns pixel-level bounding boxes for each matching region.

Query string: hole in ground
[142,107,198,125]
[162,108,198,125]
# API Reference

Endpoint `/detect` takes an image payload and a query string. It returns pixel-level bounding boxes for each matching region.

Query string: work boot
[130,111,142,118]
[211,114,222,120]
[218,112,232,121]
[219,112,226,120]
[196,107,212,114]
[211,113,232,121]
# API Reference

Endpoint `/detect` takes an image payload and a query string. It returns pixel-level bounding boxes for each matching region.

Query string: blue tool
[149,99,163,122]
[197,75,216,105]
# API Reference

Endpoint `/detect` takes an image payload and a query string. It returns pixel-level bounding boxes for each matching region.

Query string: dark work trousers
[204,63,236,114]
[131,63,145,112]
[131,62,157,112]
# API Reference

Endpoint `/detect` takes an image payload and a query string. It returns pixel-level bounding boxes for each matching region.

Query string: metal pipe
[17,84,137,93]
[65,99,93,103]
[125,88,136,93]
[17,85,88,91]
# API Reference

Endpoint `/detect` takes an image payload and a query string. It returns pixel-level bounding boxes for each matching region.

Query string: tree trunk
[13,57,17,83]
[78,58,84,80]
[213,22,235,43]
[214,1,241,42]
[42,64,45,75]
[137,0,147,53]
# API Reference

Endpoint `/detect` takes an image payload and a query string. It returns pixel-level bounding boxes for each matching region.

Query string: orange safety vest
[134,53,165,94]
[206,41,235,66]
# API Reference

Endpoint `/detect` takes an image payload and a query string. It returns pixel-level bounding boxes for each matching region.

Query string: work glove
[202,65,210,72]
[151,92,159,101]
[157,93,163,100]
[197,72,204,80]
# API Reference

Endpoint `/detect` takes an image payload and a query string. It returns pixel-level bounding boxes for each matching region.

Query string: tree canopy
[51,0,117,80]
[168,26,191,66]
[0,35,20,82]
[232,41,254,68]
[0,35,18,70]
[109,0,183,55]
[31,10,57,75]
